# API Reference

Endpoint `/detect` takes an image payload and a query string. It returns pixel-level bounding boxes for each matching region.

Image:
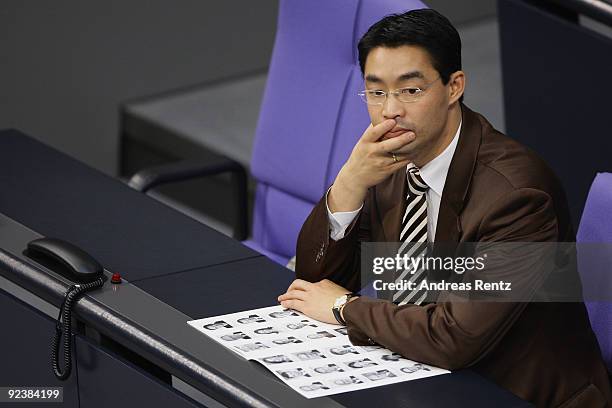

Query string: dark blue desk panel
[0,288,203,408]
[75,335,203,408]
[0,290,79,408]
[0,130,532,407]
[0,129,257,281]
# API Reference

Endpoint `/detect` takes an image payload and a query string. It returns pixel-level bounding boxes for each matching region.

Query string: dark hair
[358,9,463,103]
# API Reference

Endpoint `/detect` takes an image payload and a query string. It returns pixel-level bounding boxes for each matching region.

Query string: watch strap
[332,293,358,325]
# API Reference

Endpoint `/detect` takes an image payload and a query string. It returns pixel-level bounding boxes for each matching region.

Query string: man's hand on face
[277,279,352,324]
[328,119,415,212]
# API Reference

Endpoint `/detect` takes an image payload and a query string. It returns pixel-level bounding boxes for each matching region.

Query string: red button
[111,273,122,284]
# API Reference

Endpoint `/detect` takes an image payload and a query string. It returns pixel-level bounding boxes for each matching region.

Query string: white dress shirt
[327,120,462,242]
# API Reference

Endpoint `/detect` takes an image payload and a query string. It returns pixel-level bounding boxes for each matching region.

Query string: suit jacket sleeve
[295,186,373,293]
[342,188,559,370]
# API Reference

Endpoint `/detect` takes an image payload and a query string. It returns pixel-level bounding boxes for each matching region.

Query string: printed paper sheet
[188,305,449,398]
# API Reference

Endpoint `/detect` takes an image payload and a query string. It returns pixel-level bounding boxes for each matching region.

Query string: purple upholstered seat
[244,0,427,265]
[577,173,612,371]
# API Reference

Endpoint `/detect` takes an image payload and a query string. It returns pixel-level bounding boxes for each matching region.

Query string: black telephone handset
[26,238,103,283]
[24,238,106,380]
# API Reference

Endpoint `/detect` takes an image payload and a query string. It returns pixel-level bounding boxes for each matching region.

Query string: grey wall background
[427,0,497,24]
[1,0,496,176]
[0,0,278,175]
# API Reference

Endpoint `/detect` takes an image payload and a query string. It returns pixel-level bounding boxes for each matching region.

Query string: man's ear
[448,70,465,105]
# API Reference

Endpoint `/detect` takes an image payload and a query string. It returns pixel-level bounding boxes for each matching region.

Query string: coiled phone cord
[52,276,105,380]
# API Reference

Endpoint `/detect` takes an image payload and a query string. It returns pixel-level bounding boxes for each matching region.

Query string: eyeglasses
[357,76,441,105]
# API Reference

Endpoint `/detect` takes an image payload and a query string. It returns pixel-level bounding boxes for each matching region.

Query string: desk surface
[0,129,257,281]
[0,129,531,407]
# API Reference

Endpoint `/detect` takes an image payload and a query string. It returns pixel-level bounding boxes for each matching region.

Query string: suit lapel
[434,104,482,243]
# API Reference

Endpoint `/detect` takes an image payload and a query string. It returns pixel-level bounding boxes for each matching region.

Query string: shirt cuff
[325,186,363,241]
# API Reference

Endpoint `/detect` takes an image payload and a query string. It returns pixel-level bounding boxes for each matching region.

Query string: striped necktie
[392,163,429,305]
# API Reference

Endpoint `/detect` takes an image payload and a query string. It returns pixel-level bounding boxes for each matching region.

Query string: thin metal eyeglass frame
[357,76,441,105]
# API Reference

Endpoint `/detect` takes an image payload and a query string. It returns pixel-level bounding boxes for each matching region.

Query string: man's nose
[382,94,405,119]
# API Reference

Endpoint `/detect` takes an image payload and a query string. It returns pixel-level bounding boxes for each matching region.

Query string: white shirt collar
[410,120,462,196]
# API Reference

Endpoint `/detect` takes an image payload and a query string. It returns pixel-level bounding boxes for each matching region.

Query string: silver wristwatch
[332,293,358,325]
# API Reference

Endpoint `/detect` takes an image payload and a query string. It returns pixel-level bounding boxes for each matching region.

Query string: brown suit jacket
[296,105,611,407]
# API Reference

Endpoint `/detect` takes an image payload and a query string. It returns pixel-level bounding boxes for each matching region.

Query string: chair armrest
[128,157,248,240]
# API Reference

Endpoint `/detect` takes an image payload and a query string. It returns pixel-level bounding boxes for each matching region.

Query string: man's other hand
[277,279,352,324]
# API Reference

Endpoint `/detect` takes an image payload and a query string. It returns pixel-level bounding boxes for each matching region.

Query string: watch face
[334,295,348,309]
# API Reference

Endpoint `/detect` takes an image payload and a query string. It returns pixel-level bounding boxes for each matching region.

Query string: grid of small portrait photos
[188,305,449,398]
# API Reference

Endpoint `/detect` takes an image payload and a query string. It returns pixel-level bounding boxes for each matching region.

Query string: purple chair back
[246,0,426,264]
[577,173,612,371]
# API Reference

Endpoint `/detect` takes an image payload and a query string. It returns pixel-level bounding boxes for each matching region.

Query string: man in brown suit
[277,9,611,408]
